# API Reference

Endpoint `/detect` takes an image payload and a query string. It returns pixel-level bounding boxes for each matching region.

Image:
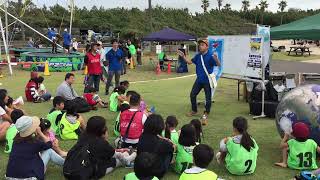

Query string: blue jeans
[41,148,64,167]
[190,81,212,113]
[40,92,51,101]
[85,74,101,92]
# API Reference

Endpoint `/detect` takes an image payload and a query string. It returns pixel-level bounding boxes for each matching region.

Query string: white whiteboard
[208,35,262,78]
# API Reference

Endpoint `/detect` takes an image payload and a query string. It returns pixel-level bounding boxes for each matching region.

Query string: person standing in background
[84,43,102,93]
[97,41,108,82]
[105,39,124,95]
[62,29,72,53]
[136,43,142,66]
[128,40,136,67]
[119,40,128,75]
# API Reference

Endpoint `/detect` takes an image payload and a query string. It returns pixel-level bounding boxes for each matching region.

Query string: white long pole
[0,7,63,48]
[69,0,74,35]
[0,16,13,75]
[4,0,9,45]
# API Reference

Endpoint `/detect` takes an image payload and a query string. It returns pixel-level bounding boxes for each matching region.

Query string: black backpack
[63,142,97,180]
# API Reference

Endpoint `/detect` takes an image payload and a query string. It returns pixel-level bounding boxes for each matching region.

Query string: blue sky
[35,0,320,13]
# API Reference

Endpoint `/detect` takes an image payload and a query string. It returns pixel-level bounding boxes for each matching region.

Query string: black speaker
[249,100,279,118]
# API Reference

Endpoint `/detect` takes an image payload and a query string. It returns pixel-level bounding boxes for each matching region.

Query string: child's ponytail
[233,117,255,152]
[164,116,178,140]
[190,119,203,143]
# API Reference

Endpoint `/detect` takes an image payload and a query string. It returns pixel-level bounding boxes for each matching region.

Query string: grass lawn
[272,51,320,61]
[0,61,303,180]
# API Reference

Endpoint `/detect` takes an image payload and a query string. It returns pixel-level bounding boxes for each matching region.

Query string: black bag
[63,143,97,180]
[117,111,138,148]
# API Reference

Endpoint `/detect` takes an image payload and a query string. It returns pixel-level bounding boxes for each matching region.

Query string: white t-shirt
[0,106,7,123]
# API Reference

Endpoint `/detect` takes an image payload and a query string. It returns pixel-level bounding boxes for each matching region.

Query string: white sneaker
[216,152,222,165]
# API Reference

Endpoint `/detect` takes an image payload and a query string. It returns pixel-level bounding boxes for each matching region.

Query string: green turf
[0,63,303,180]
[272,51,320,61]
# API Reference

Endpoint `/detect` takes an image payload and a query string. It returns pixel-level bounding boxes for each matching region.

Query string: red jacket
[86,52,102,75]
[120,110,144,139]
[25,80,39,102]
[83,93,97,106]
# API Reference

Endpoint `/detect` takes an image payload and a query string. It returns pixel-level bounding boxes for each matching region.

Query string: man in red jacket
[84,43,102,93]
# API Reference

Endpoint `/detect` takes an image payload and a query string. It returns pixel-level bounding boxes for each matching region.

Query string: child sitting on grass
[114,91,133,138]
[47,96,65,134]
[6,116,64,180]
[190,119,203,143]
[119,91,147,148]
[174,124,198,174]
[120,80,130,91]
[4,109,24,153]
[39,118,68,157]
[36,76,51,101]
[58,102,86,140]
[124,152,159,180]
[216,116,259,175]
[275,122,320,170]
[109,86,126,112]
[163,115,179,145]
[83,87,108,110]
[179,144,218,180]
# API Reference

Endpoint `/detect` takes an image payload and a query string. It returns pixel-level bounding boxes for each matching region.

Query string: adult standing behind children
[128,40,136,66]
[56,73,91,113]
[84,43,102,93]
[178,39,221,126]
[105,39,124,95]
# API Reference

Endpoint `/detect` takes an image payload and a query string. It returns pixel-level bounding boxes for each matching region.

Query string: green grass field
[272,51,320,61]
[0,62,303,180]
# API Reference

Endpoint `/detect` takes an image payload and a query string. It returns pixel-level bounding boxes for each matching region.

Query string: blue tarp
[142,27,196,42]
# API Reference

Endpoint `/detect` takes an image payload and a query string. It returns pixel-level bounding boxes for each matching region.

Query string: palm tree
[201,0,210,13]
[278,0,287,24]
[259,0,269,24]
[223,3,232,11]
[241,0,250,12]
[217,0,223,11]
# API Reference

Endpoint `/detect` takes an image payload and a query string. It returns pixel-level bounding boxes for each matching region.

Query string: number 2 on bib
[244,160,253,174]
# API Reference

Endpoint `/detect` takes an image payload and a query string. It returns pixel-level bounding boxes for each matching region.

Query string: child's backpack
[294,171,319,180]
[63,142,97,180]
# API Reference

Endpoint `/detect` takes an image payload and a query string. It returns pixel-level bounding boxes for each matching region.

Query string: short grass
[272,51,320,61]
[0,61,303,180]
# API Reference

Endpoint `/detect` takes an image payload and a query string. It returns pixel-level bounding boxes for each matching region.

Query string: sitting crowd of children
[4,77,320,180]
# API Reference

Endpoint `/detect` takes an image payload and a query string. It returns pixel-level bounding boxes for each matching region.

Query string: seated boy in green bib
[275,122,320,170]
[180,144,218,180]
[124,152,159,180]
[4,109,24,153]
[46,96,65,134]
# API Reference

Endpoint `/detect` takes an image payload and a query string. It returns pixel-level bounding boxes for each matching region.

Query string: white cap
[64,28,68,32]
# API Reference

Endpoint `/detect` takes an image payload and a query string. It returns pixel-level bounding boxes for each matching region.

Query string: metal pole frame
[0,7,63,48]
[0,15,13,75]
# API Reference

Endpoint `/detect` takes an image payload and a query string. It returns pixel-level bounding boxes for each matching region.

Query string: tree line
[2,0,320,40]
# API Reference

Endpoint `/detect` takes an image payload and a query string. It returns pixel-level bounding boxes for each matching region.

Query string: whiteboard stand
[253,42,267,120]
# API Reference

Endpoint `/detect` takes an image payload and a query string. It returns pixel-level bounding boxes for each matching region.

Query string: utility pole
[4,0,9,45]
[148,0,152,31]
[69,0,74,35]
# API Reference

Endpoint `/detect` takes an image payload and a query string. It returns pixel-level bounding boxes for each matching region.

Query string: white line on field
[131,74,196,84]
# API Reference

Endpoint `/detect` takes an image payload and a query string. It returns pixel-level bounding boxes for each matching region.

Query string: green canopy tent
[271,13,320,40]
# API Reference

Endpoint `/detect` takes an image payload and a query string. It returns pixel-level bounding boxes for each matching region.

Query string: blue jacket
[63,32,71,46]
